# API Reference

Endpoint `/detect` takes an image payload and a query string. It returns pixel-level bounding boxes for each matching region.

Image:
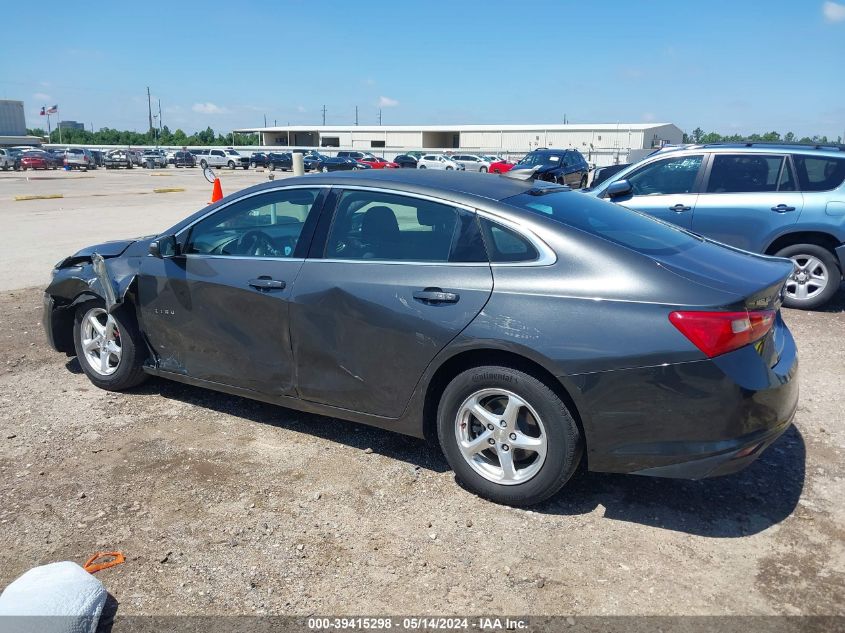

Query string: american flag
[46,105,58,114]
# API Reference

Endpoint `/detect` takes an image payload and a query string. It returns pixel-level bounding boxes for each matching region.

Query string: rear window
[792,155,845,192]
[504,190,700,256]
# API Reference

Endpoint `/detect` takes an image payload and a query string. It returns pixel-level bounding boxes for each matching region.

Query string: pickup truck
[104,150,134,169]
[195,148,250,170]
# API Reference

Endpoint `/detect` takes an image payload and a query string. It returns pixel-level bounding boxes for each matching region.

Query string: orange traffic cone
[209,178,223,204]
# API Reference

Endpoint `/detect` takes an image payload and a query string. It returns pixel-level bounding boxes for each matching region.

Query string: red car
[358,156,399,169]
[20,152,57,170]
[489,159,514,174]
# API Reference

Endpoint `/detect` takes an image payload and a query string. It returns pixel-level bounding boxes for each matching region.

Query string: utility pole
[158,99,162,134]
[146,86,153,134]
[321,105,327,126]
[355,106,358,126]
[263,114,267,127]
[378,109,382,125]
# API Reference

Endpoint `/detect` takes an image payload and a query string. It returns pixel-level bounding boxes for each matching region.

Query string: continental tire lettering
[472,372,516,384]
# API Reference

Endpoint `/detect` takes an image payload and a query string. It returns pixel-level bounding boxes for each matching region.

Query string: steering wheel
[235,230,279,257]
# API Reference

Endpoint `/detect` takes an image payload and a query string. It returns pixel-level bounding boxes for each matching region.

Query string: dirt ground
[0,287,843,618]
[0,166,843,620]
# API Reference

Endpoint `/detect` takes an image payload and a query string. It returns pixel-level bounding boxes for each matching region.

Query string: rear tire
[775,243,841,310]
[72,301,148,391]
[437,365,582,506]
[480,166,488,173]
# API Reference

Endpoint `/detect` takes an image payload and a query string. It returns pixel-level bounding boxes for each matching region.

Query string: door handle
[771,204,796,213]
[669,204,692,212]
[413,288,459,304]
[248,277,286,291]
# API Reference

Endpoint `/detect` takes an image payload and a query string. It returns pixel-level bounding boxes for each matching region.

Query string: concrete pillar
[292,152,305,176]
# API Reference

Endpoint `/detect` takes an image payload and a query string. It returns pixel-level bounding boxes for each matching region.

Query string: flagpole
[57,106,62,145]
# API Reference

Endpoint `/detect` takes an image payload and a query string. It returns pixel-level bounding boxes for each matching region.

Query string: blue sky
[1,1,843,138]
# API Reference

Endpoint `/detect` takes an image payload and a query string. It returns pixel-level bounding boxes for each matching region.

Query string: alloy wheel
[454,388,547,485]
[80,307,122,376]
[785,255,829,302]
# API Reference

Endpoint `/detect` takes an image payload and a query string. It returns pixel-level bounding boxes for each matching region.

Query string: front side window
[185,188,321,258]
[705,154,785,193]
[211,150,224,157]
[792,155,845,192]
[625,155,703,196]
[325,190,462,262]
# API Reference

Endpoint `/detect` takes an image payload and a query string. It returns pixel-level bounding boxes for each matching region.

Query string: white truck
[195,148,250,170]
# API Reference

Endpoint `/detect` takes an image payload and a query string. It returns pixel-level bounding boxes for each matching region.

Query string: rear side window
[705,155,786,193]
[792,155,845,192]
[504,191,699,256]
[326,190,461,262]
[480,218,538,263]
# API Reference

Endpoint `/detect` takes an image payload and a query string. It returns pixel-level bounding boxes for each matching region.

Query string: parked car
[314,154,372,172]
[358,156,399,169]
[63,148,97,171]
[417,154,464,170]
[588,142,845,309]
[393,154,418,169]
[511,149,590,188]
[489,158,514,174]
[104,150,134,169]
[165,150,178,165]
[19,150,57,170]
[336,150,370,161]
[249,152,270,168]
[589,163,630,188]
[0,148,16,170]
[48,149,68,166]
[141,150,168,168]
[172,151,196,168]
[128,150,143,166]
[43,170,799,506]
[6,148,23,170]
[90,150,106,167]
[196,148,250,170]
[266,152,319,172]
[450,154,492,173]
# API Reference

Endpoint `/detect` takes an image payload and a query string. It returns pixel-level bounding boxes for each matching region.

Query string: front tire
[72,302,148,391]
[776,243,841,309]
[437,365,582,506]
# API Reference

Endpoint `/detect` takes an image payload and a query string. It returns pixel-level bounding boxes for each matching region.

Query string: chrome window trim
[181,254,306,263]
[329,185,557,268]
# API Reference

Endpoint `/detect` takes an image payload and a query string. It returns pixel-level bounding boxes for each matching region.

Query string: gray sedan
[43,170,798,505]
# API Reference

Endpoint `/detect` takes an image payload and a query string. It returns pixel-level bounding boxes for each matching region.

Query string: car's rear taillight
[669,309,776,358]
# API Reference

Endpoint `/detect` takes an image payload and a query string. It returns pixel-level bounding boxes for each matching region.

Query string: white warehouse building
[234,122,684,166]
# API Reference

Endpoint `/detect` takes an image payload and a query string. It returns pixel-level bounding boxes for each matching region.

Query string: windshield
[503,190,700,256]
[518,152,562,167]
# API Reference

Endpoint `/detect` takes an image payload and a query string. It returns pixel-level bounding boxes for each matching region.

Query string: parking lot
[0,167,843,617]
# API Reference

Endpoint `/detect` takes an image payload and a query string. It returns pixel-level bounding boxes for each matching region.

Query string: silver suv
[61,148,96,171]
[588,142,845,309]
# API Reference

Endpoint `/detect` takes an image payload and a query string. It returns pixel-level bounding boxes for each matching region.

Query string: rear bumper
[570,320,799,479]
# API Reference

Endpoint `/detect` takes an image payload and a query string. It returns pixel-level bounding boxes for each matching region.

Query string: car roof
[248,169,548,203]
[655,142,845,159]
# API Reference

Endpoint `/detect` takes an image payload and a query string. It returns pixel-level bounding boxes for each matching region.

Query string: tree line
[682,128,842,145]
[26,126,259,147]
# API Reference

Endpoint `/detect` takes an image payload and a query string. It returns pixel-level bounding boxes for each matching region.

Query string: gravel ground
[0,287,843,619]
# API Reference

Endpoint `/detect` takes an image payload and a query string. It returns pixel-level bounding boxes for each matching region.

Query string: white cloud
[823,1,845,21]
[296,105,306,113]
[641,112,656,122]
[33,92,52,102]
[192,102,228,114]
[363,78,376,86]
[378,96,399,108]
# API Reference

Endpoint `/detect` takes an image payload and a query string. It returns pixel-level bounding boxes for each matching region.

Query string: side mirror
[149,234,178,258]
[606,179,633,199]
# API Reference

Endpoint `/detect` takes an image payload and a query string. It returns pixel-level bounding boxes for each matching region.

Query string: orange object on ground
[209,177,223,204]
[83,551,125,574]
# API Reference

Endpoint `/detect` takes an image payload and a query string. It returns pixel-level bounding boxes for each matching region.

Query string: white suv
[417,154,464,170]
[451,154,491,172]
